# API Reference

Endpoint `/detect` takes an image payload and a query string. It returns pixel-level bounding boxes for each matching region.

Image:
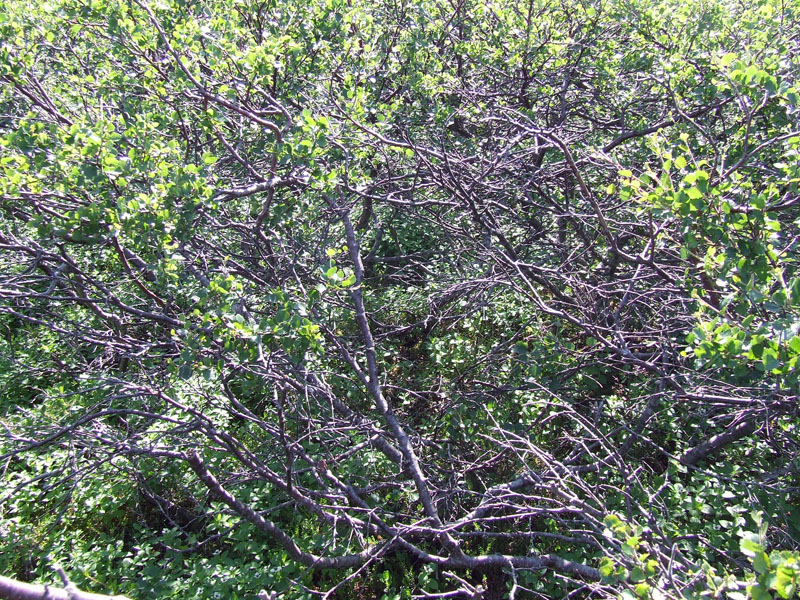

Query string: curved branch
[185,451,374,570]
[679,417,758,467]
[0,575,130,600]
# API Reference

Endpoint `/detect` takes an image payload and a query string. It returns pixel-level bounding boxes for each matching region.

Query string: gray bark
[0,575,130,600]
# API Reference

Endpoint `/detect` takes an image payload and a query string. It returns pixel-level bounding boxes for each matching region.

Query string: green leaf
[762,351,780,372]
[178,363,193,379]
[645,560,659,577]
[599,557,615,579]
[774,566,797,599]
[753,551,769,574]
[749,583,772,600]
[686,186,703,200]
[741,535,765,557]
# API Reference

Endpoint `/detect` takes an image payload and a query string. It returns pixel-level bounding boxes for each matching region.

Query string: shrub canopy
[1,0,799,597]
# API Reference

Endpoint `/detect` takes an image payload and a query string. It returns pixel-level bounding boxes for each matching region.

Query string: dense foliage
[1,0,799,597]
